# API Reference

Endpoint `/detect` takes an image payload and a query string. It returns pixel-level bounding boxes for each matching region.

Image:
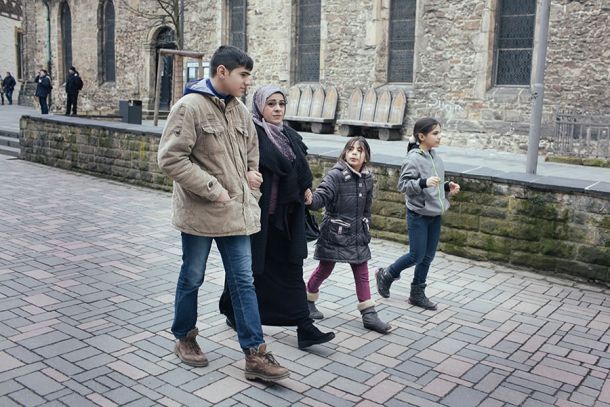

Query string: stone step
[0,129,19,139]
[142,109,169,120]
[0,145,20,157]
[0,135,20,148]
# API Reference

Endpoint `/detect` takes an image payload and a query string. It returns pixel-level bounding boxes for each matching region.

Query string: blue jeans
[5,89,13,104]
[172,233,264,351]
[386,210,442,285]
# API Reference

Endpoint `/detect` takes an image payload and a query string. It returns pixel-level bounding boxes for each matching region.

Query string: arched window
[101,0,116,82]
[228,0,247,51]
[60,1,72,82]
[493,0,536,86]
[388,0,416,83]
[295,0,320,83]
[155,28,176,110]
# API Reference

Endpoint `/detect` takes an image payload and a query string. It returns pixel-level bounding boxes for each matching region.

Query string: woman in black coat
[219,85,334,350]
[34,69,52,114]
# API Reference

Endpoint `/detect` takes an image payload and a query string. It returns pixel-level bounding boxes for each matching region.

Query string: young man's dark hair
[210,45,254,76]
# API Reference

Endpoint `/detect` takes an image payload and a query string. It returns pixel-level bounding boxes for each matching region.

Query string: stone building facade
[0,0,23,96]
[20,0,610,152]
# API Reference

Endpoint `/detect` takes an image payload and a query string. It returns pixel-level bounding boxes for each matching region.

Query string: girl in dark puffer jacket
[305,137,391,334]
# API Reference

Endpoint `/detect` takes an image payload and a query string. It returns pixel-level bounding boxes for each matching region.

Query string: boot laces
[262,351,280,366]
[184,337,202,355]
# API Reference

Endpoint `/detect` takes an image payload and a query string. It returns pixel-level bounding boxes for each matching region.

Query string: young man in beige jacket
[157,45,289,382]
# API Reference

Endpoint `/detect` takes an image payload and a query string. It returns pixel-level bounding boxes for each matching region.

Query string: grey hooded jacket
[399,148,450,217]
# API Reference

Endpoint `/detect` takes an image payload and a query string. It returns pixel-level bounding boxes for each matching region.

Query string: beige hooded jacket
[157,79,261,237]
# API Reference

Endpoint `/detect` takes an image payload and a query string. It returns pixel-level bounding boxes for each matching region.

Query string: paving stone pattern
[1,156,610,406]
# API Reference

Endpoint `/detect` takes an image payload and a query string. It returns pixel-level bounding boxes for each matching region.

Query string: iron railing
[551,111,610,158]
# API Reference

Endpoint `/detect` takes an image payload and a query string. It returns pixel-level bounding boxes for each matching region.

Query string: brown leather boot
[244,344,290,382]
[174,328,208,367]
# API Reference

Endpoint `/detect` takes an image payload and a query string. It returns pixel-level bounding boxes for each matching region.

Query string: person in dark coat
[219,85,335,350]
[65,66,83,115]
[306,137,392,334]
[2,72,16,105]
[34,69,52,114]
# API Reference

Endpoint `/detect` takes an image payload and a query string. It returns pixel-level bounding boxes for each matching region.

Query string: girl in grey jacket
[305,137,391,334]
[375,118,460,310]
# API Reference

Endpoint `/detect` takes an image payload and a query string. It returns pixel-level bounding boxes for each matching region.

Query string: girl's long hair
[339,136,371,169]
[408,117,441,152]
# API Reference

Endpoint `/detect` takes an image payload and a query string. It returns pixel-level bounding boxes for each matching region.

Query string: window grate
[388,0,416,83]
[296,0,321,83]
[494,0,536,86]
[229,0,247,51]
[102,0,116,82]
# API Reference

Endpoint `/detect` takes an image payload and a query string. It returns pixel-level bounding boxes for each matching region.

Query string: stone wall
[19,116,171,191]
[21,1,610,153]
[19,116,610,282]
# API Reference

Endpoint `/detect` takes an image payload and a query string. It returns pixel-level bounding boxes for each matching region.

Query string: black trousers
[39,96,49,114]
[66,92,78,115]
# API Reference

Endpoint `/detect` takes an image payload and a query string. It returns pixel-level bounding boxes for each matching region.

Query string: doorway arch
[154,27,177,110]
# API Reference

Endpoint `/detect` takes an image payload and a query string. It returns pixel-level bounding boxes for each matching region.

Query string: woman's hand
[448,181,461,196]
[304,188,313,205]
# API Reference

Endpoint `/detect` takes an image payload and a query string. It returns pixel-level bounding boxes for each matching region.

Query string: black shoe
[375,268,395,299]
[297,322,335,350]
[409,283,438,311]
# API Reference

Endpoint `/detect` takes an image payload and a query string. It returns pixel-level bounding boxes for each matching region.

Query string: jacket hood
[335,160,371,178]
[183,78,215,97]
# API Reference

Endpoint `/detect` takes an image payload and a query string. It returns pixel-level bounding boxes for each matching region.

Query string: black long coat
[310,161,374,263]
[65,72,83,94]
[219,123,313,326]
[34,75,52,98]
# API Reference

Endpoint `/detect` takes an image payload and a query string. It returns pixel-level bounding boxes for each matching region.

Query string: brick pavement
[1,155,610,406]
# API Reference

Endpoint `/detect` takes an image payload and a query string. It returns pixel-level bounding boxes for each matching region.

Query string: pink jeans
[307,260,371,303]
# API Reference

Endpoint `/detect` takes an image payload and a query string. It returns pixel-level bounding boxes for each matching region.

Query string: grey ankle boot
[408,283,437,311]
[358,301,391,334]
[307,301,324,320]
[375,268,397,299]
[307,291,324,319]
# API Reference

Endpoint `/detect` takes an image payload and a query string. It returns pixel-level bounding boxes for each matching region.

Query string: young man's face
[216,65,251,98]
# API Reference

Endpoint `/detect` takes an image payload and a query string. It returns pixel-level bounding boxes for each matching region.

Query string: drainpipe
[525,0,551,174]
[42,0,52,75]
[42,0,52,107]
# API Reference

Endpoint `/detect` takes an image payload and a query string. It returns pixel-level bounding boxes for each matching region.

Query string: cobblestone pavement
[1,155,610,407]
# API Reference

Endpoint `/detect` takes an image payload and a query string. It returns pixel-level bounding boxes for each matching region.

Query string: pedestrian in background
[2,72,16,105]
[65,66,83,115]
[376,117,460,310]
[34,69,52,114]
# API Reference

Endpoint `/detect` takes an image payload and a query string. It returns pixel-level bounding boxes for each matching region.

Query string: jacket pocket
[199,123,226,157]
[362,218,371,244]
[325,218,355,247]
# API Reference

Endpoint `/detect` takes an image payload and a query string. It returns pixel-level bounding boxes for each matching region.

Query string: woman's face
[262,93,286,125]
